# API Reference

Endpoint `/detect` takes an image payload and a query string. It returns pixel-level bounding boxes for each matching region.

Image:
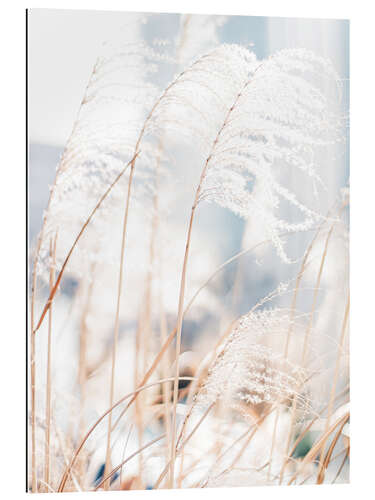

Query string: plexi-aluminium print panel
[27,8,349,493]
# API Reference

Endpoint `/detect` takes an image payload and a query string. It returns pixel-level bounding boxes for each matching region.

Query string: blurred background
[28,8,349,240]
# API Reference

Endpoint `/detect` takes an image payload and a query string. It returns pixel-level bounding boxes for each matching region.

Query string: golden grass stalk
[133,144,163,485]
[44,234,57,491]
[103,157,137,489]
[301,224,336,365]
[332,447,350,484]
[316,292,350,483]
[317,416,348,483]
[169,77,253,486]
[30,275,37,492]
[159,296,172,486]
[102,57,208,485]
[78,266,95,438]
[274,219,327,483]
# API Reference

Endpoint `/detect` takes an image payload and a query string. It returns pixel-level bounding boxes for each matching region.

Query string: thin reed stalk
[76,265,95,485]
[316,292,350,483]
[133,316,144,488]
[301,224,335,365]
[159,296,172,486]
[169,75,254,486]
[78,266,95,439]
[332,448,349,484]
[102,56,209,485]
[103,158,137,489]
[317,417,348,483]
[44,234,57,491]
[133,142,163,485]
[30,275,37,492]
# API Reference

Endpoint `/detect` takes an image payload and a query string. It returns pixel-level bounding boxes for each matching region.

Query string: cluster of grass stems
[29,173,349,492]
[29,29,349,493]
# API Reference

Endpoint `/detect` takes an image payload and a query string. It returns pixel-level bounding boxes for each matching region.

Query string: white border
[14,1,353,19]
[2,1,374,499]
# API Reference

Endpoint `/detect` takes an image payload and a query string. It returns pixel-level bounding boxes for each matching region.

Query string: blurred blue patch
[94,463,119,486]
